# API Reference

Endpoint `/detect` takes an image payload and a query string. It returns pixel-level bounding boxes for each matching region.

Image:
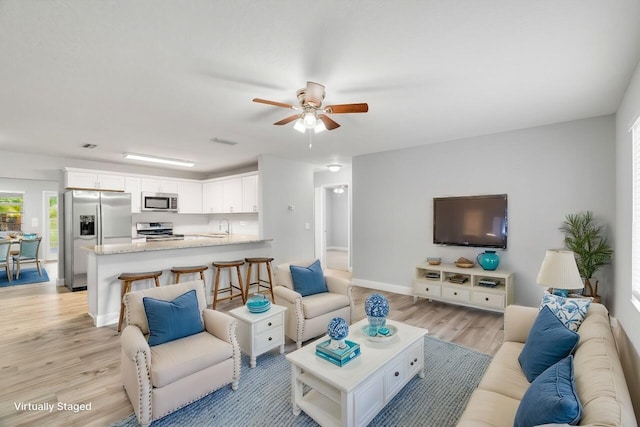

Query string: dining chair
[0,240,12,282]
[12,237,42,279]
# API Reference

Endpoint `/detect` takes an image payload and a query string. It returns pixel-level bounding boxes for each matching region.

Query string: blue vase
[477,250,500,271]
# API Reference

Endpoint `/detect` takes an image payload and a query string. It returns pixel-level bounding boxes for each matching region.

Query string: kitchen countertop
[81,234,272,255]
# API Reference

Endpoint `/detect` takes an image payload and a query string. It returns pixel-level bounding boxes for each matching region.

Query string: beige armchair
[121,280,240,426]
[274,260,354,349]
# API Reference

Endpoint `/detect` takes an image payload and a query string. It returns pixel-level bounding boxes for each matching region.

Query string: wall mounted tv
[433,194,508,249]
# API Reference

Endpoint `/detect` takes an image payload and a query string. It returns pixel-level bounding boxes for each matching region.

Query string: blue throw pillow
[518,305,579,382]
[290,260,328,297]
[143,289,204,346]
[514,356,582,427]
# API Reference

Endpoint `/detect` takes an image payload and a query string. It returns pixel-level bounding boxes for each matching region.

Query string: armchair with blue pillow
[120,279,240,426]
[273,259,354,349]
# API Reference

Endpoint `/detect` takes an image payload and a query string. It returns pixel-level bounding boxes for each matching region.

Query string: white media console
[413,263,514,312]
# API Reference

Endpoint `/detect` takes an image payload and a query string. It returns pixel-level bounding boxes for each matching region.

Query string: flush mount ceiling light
[327,164,342,172]
[123,152,195,168]
[333,186,345,194]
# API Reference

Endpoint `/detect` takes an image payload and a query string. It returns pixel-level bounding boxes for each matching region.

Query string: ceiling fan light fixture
[303,112,317,129]
[123,152,195,168]
[327,164,342,172]
[314,120,326,133]
[293,118,306,133]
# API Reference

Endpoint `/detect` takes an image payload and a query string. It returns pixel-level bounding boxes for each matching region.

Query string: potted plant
[559,211,613,298]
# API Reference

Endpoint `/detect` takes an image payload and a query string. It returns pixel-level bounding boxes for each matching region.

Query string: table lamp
[536,249,584,297]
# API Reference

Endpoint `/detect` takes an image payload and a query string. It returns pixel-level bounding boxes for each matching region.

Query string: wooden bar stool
[171,265,208,284]
[212,260,246,309]
[118,270,162,332]
[244,257,275,303]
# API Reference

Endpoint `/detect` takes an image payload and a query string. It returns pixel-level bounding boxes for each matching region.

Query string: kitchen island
[82,234,274,327]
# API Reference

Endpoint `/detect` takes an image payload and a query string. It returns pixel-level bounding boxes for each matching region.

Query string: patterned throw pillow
[540,292,591,332]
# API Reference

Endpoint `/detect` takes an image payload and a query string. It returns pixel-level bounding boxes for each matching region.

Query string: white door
[42,191,59,261]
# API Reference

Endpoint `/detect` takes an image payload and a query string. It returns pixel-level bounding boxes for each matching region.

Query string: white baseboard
[56,278,65,287]
[352,278,414,296]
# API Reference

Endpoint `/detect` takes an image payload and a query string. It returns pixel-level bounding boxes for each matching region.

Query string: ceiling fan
[252,81,369,133]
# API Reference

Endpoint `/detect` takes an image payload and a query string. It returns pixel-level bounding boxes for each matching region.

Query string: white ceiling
[1,1,639,175]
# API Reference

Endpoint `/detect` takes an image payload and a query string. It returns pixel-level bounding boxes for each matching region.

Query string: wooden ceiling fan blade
[318,114,341,130]
[253,98,296,110]
[305,81,326,107]
[273,114,300,126]
[324,103,369,114]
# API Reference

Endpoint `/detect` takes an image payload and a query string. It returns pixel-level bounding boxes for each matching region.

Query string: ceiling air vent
[210,137,238,146]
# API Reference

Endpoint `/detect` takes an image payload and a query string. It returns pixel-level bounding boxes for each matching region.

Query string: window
[632,118,640,310]
[0,192,24,232]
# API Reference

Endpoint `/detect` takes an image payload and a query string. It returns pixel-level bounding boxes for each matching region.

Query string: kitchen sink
[199,233,229,238]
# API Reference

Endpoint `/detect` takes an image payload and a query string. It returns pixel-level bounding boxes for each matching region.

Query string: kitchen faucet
[219,218,230,234]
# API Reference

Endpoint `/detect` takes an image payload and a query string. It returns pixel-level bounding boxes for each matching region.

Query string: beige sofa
[120,280,241,426]
[458,303,636,426]
[273,261,354,349]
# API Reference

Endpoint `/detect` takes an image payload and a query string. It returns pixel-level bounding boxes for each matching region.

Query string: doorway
[42,191,59,261]
[315,184,350,271]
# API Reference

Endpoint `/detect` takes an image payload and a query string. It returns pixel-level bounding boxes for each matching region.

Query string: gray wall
[259,154,315,264]
[352,115,616,307]
[615,58,640,353]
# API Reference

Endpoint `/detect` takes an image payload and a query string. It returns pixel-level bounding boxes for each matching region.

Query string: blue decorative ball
[365,293,390,317]
[327,317,349,340]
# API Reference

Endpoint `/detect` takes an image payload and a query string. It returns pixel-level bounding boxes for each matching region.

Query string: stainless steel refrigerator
[64,191,132,291]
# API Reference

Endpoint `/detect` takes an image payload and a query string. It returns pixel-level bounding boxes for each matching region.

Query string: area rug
[111,336,491,427]
[0,268,49,287]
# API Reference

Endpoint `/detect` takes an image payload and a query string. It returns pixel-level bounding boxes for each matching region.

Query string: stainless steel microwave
[141,192,179,212]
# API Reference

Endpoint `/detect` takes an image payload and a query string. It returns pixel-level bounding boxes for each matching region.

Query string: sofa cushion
[540,292,591,332]
[515,356,582,427]
[477,342,530,401]
[456,389,521,427]
[150,331,234,388]
[302,292,351,319]
[143,290,204,346]
[290,260,329,297]
[518,306,579,382]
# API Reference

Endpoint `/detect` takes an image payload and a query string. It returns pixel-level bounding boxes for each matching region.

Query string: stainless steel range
[136,222,184,241]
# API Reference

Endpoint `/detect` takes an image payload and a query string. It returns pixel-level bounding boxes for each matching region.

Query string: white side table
[229,304,286,368]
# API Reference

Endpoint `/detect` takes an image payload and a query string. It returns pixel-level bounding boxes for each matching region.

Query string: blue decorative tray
[360,324,398,342]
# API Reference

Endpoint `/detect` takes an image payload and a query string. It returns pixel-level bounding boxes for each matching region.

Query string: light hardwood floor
[1,268,503,426]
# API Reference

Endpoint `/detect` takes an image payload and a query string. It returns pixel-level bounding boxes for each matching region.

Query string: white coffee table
[286,318,427,427]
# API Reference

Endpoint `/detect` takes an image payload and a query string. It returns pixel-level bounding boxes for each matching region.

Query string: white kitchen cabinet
[65,171,125,191]
[140,178,178,194]
[178,181,203,214]
[202,181,223,213]
[222,178,243,213]
[125,176,142,213]
[414,263,514,312]
[242,174,259,212]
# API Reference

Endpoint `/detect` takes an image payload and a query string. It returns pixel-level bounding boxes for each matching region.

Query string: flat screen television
[433,194,508,249]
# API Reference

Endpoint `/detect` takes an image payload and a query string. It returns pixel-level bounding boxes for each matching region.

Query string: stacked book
[315,339,361,367]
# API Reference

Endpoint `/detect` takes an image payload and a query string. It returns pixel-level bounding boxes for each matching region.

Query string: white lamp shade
[536,249,584,290]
